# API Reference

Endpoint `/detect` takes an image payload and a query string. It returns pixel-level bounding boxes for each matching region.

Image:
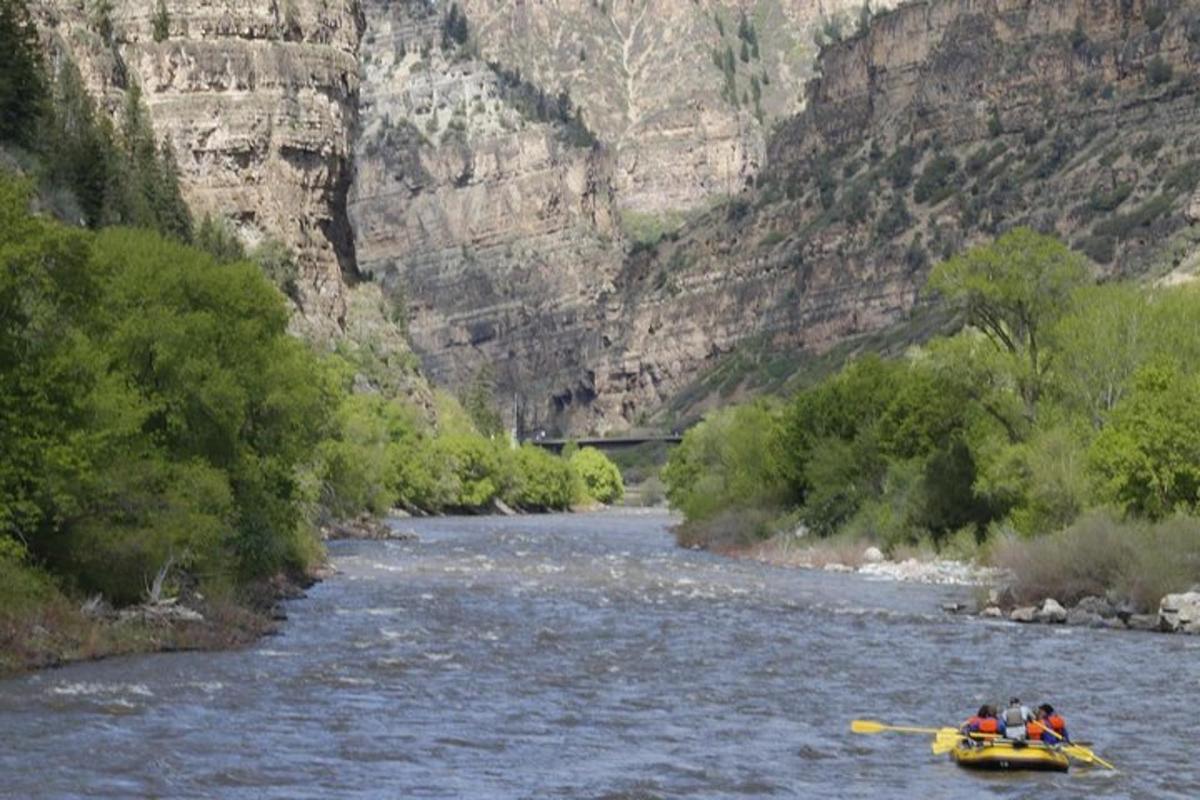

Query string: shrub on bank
[991,511,1200,611]
[504,444,576,511]
[570,447,625,504]
[674,508,779,551]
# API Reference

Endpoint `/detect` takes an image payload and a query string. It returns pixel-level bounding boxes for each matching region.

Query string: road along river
[1,511,1197,798]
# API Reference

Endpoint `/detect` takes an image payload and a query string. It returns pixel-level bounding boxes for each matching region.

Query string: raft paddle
[851,720,951,736]
[1037,723,1116,770]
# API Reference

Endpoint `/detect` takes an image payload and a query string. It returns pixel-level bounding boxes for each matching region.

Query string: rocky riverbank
[730,536,1200,636]
[733,539,1003,586]
[977,590,1200,635]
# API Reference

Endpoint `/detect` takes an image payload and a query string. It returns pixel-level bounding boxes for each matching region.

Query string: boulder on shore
[1066,609,1105,628]
[1010,606,1037,623]
[1158,591,1200,633]
[1125,613,1160,632]
[1036,598,1067,624]
[981,605,1003,618]
[863,546,885,563]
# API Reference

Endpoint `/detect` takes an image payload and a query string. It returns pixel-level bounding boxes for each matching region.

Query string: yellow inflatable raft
[950,739,1070,772]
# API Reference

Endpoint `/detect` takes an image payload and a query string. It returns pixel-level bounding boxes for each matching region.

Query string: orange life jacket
[1026,719,1047,740]
[1047,714,1067,735]
[966,716,1001,734]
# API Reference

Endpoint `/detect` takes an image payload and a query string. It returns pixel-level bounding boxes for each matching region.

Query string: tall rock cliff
[356,0,1200,433]
[33,0,364,338]
[624,0,1200,425]
[454,0,898,214]
[349,0,881,431]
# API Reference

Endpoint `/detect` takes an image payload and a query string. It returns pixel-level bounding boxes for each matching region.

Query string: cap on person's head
[1039,703,1054,714]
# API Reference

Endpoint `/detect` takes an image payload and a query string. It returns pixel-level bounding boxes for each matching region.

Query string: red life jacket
[1047,714,1067,735]
[1027,719,1047,740]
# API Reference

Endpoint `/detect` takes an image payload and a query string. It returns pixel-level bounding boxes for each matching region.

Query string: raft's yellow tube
[950,739,1070,772]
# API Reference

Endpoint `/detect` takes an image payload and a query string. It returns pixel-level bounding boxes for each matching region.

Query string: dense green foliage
[664,228,1200,606]
[570,447,626,505]
[0,177,330,603]
[0,175,626,617]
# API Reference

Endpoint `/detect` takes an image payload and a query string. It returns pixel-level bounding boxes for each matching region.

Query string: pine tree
[154,139,192,242]
[152,0,170,43]
[46,60,111,225]
[0,0,47,148]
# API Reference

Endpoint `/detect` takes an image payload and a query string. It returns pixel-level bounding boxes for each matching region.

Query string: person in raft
[1001,697,1033,740]
[1027,704,1070,743]
[962,705,1005,737]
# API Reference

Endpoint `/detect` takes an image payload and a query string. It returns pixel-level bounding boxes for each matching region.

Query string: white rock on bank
[1158,590,1200,633]
[856,558,1004,586]
[981,605,1004,618]
[863,546,884,563]
[1036,598,1068,624]
[1010,606,1038,623]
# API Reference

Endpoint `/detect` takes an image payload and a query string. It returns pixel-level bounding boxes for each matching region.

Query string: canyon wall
[34,0,364,338]
[32,0,1200,434]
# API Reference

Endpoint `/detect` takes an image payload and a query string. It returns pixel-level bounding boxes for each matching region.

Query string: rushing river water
[2,511,1198,798]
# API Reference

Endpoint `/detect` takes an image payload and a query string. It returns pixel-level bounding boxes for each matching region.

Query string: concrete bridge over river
[525,435,682,454]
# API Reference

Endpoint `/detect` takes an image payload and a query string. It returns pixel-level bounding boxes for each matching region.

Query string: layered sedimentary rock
[456,0,891,214]
[349,0,882,431]
[34,0,365,337]
[349,0,624,430]
[606,0,1200,424]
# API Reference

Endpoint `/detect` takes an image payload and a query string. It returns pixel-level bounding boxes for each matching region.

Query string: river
[1,511,1197,798]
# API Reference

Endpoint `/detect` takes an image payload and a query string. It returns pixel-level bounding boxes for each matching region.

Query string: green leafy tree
[432,433,502,508]
[664,402,786,520]
[570,447,625,504]
[504,445,574,510]
[0,177,98,544]
[928,228,1089,427]
[1051,284,1164,429]
[1090,365,1200,520]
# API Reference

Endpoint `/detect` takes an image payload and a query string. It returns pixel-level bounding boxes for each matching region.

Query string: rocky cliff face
[349,0,627,430]
[619,0,1200,425]
[349,0,884,431]
[352,0,1200,434]
[455,0,892,214]
[34,0,364,338]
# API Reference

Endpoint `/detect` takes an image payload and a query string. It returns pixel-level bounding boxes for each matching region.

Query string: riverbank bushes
[663,228,1200,609]
[0,174,623,672]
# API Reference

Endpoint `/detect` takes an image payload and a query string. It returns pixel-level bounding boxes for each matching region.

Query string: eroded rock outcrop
[455,0,889,214]
[349,0,623,428]
[34,0,365,338]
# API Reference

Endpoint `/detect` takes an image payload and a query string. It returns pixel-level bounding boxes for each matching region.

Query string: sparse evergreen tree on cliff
[442,3,469,49]
[152,0,170,42]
